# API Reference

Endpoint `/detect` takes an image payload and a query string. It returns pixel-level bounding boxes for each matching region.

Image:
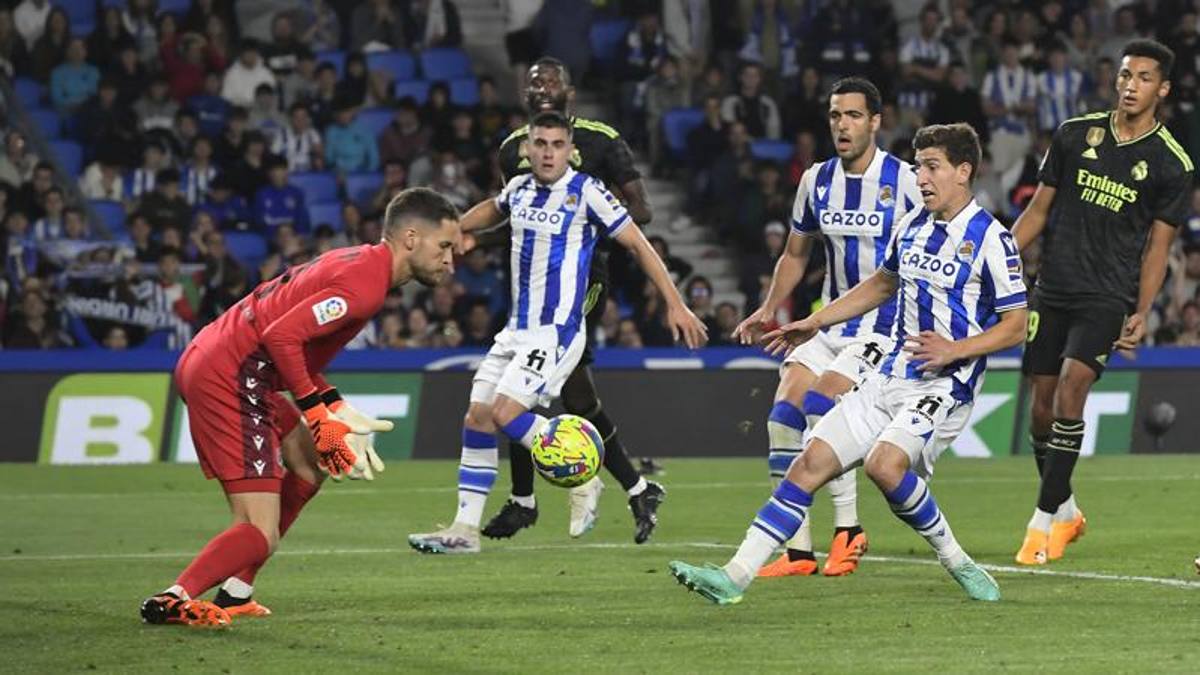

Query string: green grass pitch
[3,456,1200,672]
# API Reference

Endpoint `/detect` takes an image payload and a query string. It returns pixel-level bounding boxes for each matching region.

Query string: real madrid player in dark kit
[1012,39,1193,565]
[485,57,667,544]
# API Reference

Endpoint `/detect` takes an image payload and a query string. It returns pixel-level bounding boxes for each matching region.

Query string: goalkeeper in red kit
[140,188,460,627]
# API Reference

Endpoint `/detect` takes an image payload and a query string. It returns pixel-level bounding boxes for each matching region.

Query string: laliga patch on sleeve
[312,296,348,325]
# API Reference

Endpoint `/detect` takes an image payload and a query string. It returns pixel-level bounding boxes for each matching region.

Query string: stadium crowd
[0,0,1197,350]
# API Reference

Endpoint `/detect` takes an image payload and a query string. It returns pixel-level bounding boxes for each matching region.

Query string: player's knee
[801,390,836,417]
[251,522,280,555]
[464,405,495,433]
[863,448,907,492]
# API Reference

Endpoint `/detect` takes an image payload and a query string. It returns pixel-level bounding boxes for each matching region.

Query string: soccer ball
[531,414,605,488]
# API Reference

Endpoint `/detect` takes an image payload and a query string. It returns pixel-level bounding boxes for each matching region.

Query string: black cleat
[629,481,666,544]
[481,499,538,539]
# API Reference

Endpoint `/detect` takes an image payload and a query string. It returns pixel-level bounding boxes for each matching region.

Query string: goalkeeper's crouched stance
[139,187,461,627]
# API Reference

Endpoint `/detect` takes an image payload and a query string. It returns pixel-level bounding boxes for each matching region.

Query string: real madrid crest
[1082,127,1104,159]
[957,240,975,262]
[878,185,894,208]
[1130,160,1148,181]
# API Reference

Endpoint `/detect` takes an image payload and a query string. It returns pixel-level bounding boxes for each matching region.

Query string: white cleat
[408,522,481,554]
[568,477,604,538]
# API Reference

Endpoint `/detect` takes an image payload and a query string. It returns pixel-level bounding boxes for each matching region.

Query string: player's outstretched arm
[613,223,708,349]
[733,230,813,344]
[761,270,898,356]
[1116,220,1177,349]
[1011,183,1056,251]
[904,308,1027,372]
[460,198,506,234]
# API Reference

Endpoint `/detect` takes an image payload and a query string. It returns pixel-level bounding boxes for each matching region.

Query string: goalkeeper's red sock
[230,472,320,586]
[176,523,270,599]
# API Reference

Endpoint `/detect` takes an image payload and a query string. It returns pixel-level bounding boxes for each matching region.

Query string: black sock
[1037,418,1083,513]
[213,588,249,608]
[587,407,641,491]
[786,548,816,562]
[507,437,535,498]
[1032,433,1051,478]
[835,525,863,540]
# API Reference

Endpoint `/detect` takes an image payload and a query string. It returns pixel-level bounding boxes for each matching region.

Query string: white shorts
[810,371,971,479]
[783,330,893,382]
[469,325,586,409]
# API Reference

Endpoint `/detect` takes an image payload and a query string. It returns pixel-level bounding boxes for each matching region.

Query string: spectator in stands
[189,71,231,138]
[405,0,463,49]
[351,0,408,51]
[369,160,408,215]
[593,297,620,347]
[60,206,88,240]
[662,0,709,83]
[735,160,788,252]
[264,13,303,78]
[272,103,324,172]
[422,81,456,138]
[106,43,145,108]
[1062,13,1097,75]
[455,247,505,318]
[897,3,949,122]
[927,62,989,146]
[739,220,786,311]
[161,30,222,104]
[99,325,128,349]
[0,131,39,188]
[179,137,217,206]
[709,301,740,346]
[29,6,68,82]
[225,131,270,201]
[692,63,727,106]
[651,235,693,286]
[134,76,179,133]
[941,4,976,72]
[31,186,64,240]
[87,7,129,72]
[325,101,380,174]
[380,97,433,169]
[786,129,816,186]
[1184,187,1200,247]
[15,161,55,220]
[202,12,233,70]
[254,156,309,234]
[156,246,199,327]
[14,0,49,53]
[126,212,159,263]
[460,300,493,347]
[4,210,37,289]
[299,0,341,52]
[129,142,166,203]
[122,0,158,64]
[782,65,825,140]
[79,157,125,202]
[1175,302,1200,346]
[307,62,339,130]
[4,286,64,348]
[738,0,799,86]
[50,38,99,112]
[75,79,138,164]
[182,0,237,39]
[721,63,781,140]
[0,9,31,78]
[405,306,433,347]
[278,48,317,110]
[619,10,669,148]
[378,310,407,348]
[1099,6,1143,66]
[426,151,480,211]
[1036,42,1084,133]
[616,318,643,348]
[198,228,242,291]
[472,77,509,143]
[981,40,1036,178]
[248,83,287,142]
[534,0,592,79]
[634,281,673,346]
[140,169,190,232]
[221,40,276,108]
[438,109,491,189]
[645,55,690,172]
[1082,57,1117,113]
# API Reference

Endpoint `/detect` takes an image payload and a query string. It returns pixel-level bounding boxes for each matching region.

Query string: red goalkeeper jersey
[193,243,393,400]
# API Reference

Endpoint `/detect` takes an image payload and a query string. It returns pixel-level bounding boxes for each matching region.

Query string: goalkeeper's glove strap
[296,390,323,412]
[320,387,343,407]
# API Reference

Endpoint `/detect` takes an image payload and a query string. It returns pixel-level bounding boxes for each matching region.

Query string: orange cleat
[1015,528,1049,565]
[222,600,272,618]
[822,529,868,576]
[1047,511,1087,561]
[757,553,818,577]
[140,595,231,627]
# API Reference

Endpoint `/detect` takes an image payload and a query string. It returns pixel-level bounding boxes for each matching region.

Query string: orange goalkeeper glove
[298,394,368,478]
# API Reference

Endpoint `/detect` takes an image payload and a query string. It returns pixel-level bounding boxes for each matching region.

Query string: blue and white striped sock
[454,428,499,528]
[885,472,967,568]
[766,400,810,552]
[724,481,813,588]
[500,411,548,449]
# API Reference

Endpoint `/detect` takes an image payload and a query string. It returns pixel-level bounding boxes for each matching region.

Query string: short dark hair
[913,123,981,183]
[531,56,570,84]
[530,110,573,137]
[1122,39,1175,79]
[158,246,181,261]
[830,77,883,116]
[383,187,459,238]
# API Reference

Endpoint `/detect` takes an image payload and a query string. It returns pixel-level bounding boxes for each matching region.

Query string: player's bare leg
[1020,361,1092,564]
[864,442,997,601]
[141,492,280,627]
[217,423,325,617]
[810,372,869,577]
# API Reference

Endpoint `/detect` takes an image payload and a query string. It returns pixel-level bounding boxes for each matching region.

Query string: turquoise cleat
[668,561,744,605]
[948,559,1001,601]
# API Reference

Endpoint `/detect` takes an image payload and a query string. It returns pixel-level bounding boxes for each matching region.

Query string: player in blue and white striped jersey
[1035,44,1084,132]
[734,77,922,579]
[671,123,1027,605]
[409,111,706,554]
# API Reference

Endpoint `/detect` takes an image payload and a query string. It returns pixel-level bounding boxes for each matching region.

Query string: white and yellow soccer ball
[531,414,605,488]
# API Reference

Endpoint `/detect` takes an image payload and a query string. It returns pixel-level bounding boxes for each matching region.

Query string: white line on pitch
[1,541,1197,591]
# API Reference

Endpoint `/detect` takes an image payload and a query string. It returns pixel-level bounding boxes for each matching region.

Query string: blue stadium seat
[224,231,268,269]
[750,139,794,164]
[288,171,338,204]
[590,19,632,70]
[27,108,60,139]
[59,0,96,35]
[157,0,193,15]
[307,201,345,230]
[449,77,479,106]
[344,172,383,207]
[48,140,83,175]
[315,49,345,77]
[661,108,705,159]
[136,329,174,349]
[419,48,471,81]
[393,79,430,104]
[355,107,394,139]
[14,77,43,108]
[366,50,416,80]
[89,199,126,237]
